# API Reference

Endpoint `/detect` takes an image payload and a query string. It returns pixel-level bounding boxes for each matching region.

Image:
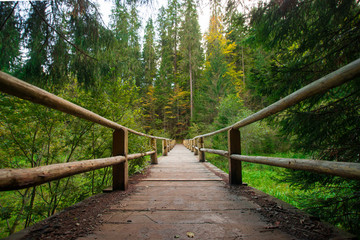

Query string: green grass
[205,152,319,209]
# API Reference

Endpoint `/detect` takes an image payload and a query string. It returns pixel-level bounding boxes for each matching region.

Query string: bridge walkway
[80,144,297,240]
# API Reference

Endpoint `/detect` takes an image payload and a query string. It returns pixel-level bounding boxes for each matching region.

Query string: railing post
[162,139,168,156]
[191,139,194,152]
[194,138,198,155]
[150,138,158,164]
[112,129,128,191]
[199,137,205,162]
[228,128,242,185]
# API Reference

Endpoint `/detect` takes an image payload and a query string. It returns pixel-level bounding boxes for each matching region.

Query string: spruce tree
[22,1,50,84]
[0,2,21,74]
[179,0,203,121]
[142,18,157,88]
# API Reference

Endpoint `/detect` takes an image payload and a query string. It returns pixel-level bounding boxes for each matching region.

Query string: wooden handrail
[194,58,360,138]
[200,148,228,157]
[195,147,360,180]
[0,72,175,192]
[187,58,360,183]
[0,151,154,191]
[0,71,170,141]
[231,155,360,180]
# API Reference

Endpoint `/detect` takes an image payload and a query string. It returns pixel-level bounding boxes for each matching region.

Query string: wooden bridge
[0,58,360,239]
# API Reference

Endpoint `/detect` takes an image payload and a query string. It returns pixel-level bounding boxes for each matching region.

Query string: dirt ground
[9,163,355,240]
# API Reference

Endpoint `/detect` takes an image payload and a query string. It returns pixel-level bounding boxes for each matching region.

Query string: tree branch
[29,1,98,61]
[0,2,18,31]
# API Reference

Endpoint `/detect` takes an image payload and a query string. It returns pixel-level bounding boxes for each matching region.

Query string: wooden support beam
[162,139,168,156]
[112,129,128,191]
[194,138,199,155]
[199,137,205,162]
[228,129,242,185]
[150,138,158,164]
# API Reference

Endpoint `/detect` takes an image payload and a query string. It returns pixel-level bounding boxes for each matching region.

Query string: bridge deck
[80,144,297,240]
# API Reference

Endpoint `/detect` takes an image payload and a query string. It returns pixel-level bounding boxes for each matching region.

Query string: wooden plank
[231,154,360,180]
[195,58,360,138]
[228,129,242,185]
[0,71,170,140]
[112,129,128,191]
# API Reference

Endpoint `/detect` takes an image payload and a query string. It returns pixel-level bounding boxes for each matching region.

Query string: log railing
[0,71,176,191]
[184,58,360,184]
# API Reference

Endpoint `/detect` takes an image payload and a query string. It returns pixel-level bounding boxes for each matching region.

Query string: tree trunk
[189,50,193,120]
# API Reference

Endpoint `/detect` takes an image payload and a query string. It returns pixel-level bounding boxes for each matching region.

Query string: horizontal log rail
[0,72,176,192]
[200,148,228,157]
[189,147,360,180]
[0,151,154,191]
[0,71,169,140]
[231,155,360,180]
[185,58,360,184]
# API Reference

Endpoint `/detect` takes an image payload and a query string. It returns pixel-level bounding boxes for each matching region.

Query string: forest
[0,0,359,237]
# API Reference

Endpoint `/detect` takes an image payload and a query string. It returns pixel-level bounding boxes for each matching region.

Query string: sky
[96,0,259,42]
[97,0,211,35]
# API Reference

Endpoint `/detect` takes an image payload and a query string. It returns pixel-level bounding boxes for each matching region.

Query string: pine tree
[179,0,203,121]
[167,0,181,81]
[128,4,142,87]
[155,6,174,133]
[142,18,157,88]
[68,0,102,86]
[22,1,50,84]
[0,2,21,74]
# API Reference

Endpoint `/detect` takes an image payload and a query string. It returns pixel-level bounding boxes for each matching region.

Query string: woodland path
[79,144,298,240]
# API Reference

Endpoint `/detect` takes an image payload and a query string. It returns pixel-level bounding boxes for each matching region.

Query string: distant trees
[141,0,203,138]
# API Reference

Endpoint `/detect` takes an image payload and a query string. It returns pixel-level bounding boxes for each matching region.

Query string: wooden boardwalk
[80,144,298,240]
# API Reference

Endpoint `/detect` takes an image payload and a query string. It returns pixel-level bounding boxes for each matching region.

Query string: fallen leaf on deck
[187,232,195,238]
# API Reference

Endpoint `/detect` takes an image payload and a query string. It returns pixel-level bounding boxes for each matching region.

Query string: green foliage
[0,2,21,73]
[204,94,287,155]
[0,76,148,237]
[245,0,360,235]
